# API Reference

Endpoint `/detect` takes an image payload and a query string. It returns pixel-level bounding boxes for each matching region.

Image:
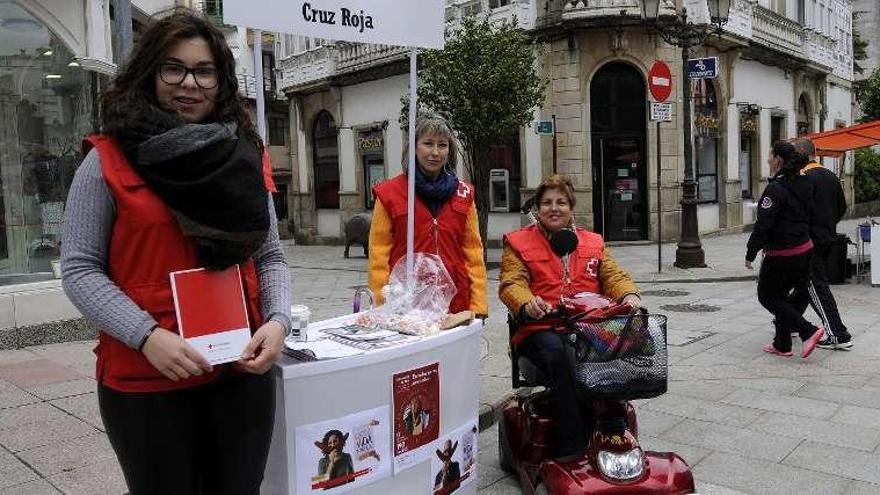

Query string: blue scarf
[414,166,459,217]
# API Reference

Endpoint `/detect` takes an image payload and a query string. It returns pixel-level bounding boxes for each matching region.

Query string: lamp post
[641,0,730,268]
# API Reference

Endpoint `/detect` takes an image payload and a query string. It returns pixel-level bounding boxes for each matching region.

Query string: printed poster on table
[392,362,440,473]
[294,405,391,494]
[430,419,478,495]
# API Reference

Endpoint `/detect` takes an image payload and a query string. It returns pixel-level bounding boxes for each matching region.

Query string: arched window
[693,79,719,203]
[312,111,340,209]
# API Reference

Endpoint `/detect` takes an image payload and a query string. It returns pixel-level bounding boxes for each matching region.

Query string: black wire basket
[561,313,668,401]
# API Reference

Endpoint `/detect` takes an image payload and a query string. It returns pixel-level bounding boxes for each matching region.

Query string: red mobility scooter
[497,230,695,495]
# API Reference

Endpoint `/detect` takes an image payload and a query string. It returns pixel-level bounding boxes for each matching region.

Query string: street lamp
[641,0,730,268]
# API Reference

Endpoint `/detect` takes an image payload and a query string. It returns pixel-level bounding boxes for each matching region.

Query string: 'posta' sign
[224,0,446,49]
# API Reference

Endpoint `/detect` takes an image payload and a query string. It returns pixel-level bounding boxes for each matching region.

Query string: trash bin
[826,233,849,285]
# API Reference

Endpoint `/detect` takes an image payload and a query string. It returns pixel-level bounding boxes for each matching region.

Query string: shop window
[771,115,786,143]
[273,183,289,220]
[739,107,759,199]
[359,129,386,210]
[312,111,340,209]
[268,115,288,146]
[1,2,97,280]
[693,79,719,203]
[797,94,811,136]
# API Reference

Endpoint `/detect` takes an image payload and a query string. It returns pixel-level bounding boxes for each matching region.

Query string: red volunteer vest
[82,135,275,393]
[505,224,604,346]
[373,174,474,313]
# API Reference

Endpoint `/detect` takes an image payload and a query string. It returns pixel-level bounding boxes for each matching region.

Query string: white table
[262,314,482,495]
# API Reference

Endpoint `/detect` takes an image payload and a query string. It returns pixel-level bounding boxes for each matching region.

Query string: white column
[294,100,310,194]
[759,109,772,179]
[338,127,357,192]
[524,110,543,189]
[84,0,113,68]
[385,121,404,176]
[787,109,797,138]
[726,103,740,180]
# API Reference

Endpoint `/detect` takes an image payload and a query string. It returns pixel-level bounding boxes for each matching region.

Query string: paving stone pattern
[1,220,878,493]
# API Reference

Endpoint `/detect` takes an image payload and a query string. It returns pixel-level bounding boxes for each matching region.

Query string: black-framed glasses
[158,62,219,89]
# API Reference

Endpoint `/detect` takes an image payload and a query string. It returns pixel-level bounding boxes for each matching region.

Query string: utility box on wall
[489,169,510,212]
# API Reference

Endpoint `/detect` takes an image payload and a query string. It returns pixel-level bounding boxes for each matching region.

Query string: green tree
[852,12,869,76]
[858,69,880,122]
[854,148,880,203]
[411,18,545,246]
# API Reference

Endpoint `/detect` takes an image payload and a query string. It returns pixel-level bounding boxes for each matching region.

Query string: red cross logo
[457,183,471,199]
[586,258,599,278]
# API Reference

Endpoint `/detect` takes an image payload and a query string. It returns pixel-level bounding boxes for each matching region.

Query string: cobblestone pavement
[0,220,878,493]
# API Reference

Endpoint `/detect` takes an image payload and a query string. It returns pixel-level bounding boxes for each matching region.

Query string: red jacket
[372,174,474,313]
[504,225,604,346]
[82,135,273,393]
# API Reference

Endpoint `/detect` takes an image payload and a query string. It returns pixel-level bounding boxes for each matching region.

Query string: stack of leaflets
[321,325,422,351]
[284,338,364,361]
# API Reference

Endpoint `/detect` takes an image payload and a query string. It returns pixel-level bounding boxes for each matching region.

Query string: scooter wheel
[497,422,515,473]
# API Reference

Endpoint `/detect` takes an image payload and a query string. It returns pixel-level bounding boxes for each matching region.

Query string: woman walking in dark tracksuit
[745,141,824,358]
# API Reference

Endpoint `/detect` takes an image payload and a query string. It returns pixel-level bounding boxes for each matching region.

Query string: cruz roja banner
[223,0,446,48]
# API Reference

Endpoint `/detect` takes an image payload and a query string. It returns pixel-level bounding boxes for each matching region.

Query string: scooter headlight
[597,448,644,480]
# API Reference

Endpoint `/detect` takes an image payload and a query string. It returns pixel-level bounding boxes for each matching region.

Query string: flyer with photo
[392,362,440,473]
[430,419,478,495]
[294,405,391,494]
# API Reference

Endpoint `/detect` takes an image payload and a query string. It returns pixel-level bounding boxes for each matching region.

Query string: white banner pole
[406,48,418,287]
[254,29,267,141]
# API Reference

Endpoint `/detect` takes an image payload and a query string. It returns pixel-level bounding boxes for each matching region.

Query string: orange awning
[806,120,880,157]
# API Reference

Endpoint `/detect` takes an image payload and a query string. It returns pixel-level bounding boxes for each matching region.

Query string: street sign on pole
[650,102,674,122]
[648,60,673,103]
[687,56,719,79]
[224,0,446,48]
[536,120,554,135]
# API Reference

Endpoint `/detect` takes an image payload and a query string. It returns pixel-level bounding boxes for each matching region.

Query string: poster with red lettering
[294,405,391,495]
[392,362,440,473]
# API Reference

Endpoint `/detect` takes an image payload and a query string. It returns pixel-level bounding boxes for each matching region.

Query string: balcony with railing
[722,0,753,39]
[237,73,281,100]
[278,45,338,90]
[446,0,536,30]
[560,0,643,20]
[335,43,409,73]
[750,5,803,58]
[194,0,225,25]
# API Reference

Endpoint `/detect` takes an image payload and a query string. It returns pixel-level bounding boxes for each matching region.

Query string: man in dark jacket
[789,137,852,350]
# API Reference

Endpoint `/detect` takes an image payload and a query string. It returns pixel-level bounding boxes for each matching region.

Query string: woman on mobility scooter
[498,175,694,494]
[499,175,639,462]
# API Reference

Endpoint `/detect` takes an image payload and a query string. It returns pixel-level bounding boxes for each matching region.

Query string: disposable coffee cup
[289,305,311,341]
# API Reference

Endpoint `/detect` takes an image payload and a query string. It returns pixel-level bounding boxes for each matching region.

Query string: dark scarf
[110,105,269,269]
[414,166,459,217]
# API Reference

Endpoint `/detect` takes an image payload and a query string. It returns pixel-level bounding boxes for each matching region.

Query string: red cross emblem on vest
[586,258,599,278]
[457,182,471,199]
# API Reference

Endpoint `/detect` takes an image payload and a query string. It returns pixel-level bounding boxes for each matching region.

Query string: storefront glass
[358,129,385,209]
[693,80,719,203]
[0,2,96,282]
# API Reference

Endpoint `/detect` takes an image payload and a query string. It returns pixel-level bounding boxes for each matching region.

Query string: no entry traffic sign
[648,61,672,103]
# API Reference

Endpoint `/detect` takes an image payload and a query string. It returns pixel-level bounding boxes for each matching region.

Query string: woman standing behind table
[60,9,290,494]
[368,113,488,318]
[745,141,823,358]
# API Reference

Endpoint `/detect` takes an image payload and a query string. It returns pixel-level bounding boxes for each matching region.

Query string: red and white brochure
[170,265,251,365]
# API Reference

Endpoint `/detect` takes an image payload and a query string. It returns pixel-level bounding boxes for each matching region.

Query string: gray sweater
[61,148,291,349]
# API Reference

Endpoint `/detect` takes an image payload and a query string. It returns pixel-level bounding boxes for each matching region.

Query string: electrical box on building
[489,169,510,212]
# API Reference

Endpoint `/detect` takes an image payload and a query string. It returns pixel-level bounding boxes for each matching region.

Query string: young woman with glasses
[60,9,290,494]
